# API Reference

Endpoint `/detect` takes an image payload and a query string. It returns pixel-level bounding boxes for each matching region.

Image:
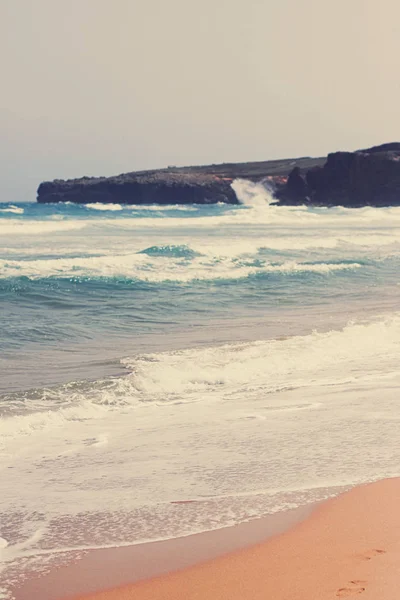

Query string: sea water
[1,181,400,597]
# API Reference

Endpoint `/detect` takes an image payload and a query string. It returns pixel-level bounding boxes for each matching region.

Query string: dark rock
[37,172,238,206]
[277,143,400,207]
[360,142,400,154]
[36,144,400,207]
[276,167,309,204]
[36,157,326,206]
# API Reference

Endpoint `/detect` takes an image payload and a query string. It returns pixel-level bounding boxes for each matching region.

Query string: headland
[36,142,400,207]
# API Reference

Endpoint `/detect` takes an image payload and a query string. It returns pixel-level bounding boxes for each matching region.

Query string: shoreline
[23,477,400,600]
[13,502,314,600]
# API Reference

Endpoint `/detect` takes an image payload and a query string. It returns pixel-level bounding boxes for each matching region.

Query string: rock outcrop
[37,172,238,206]
[36,157,325,205]
[276,143,400,207]
[36,144,400,207]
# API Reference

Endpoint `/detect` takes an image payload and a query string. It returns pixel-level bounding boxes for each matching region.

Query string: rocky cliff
[276,143,400,207]
[36,144,400,207]
[36,157,324,205]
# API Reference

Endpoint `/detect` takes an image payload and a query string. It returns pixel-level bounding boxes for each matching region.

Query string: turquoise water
[1,195,398,390]
[1,182,400,597]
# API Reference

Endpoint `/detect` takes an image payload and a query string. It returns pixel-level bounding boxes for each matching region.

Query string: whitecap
[0,205,24,215]
[86,203,122,211]
[0,220,87,236]
[0,252,362,282]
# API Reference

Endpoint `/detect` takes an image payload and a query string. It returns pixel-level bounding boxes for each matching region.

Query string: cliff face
[36,144,400,207]
[36,157,324,205]
[276,143,400,207]
[37,172,238,205]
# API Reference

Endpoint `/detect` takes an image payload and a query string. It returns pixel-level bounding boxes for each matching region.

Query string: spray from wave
[231,179,275,206]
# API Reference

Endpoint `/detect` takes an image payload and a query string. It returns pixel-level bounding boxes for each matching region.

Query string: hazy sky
[1,0,399,202]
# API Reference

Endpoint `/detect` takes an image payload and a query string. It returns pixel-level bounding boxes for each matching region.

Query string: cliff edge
[36,144,400,207]
[36,157,324,205]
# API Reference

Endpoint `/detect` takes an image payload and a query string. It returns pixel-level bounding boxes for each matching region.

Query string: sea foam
[0,205,24,215]
[0,253,362,282]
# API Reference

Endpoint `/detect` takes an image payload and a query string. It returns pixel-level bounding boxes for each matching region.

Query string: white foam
[84,203,198,212]
[2,314,400,592]
[0,205,24,215]
[3,191,400,594]
[86,203,122,211]
[0,220,87,236]
[95,202,400,231]
[120,314,400,401]
[0,253,361,281]
[232,179,275,206]
[2,313,399,441]
[128,204,198,211]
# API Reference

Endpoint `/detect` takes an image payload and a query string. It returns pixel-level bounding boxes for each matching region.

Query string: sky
[1,0,399,202]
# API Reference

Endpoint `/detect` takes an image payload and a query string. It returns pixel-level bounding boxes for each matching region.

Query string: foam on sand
[59,479,400,600]
[2,315,400,596]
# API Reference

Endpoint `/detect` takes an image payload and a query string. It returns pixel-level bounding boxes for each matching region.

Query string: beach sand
[15,478,400,600]
[14,503,313,600]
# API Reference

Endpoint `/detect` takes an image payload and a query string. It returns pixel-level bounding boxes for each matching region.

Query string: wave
[128,204,198,211]
[0,205,24,215]
[93,204,400,230]
[86,203,123,211]
[4,196,400,241]
[1,313,399,441]
[119,315,400,401]
[0,220,87,236]
[2,232,400,262]
[231,179,275,206]
[2,312,400,596]
[138,244,199,258]
[84,204,198,212]
[0,252,363,283]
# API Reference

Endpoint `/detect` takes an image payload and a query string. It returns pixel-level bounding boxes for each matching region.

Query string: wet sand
[63,478,400,600]
[14,503,313,600]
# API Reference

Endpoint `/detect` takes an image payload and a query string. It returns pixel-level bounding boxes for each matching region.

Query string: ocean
[1,180,400,597]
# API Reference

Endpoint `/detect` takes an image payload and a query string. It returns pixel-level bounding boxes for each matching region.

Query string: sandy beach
[3,4,400,600]
[15,478,400,600]
[74,478,400,600]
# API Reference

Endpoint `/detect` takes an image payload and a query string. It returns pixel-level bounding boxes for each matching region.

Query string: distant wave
[84,203,199,213]
[128,204,198,211]
[86,203,123,211]
[4,200,400,240]
[0,220,87,235]
[0,205,24,215]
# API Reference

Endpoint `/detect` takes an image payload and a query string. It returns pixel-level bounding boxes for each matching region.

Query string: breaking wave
[86,203,123,211]
[0,205,24,215]
[0,253,363,283]
[2,313,400,440]
[0,220,87,235]
[231,179,275,206]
